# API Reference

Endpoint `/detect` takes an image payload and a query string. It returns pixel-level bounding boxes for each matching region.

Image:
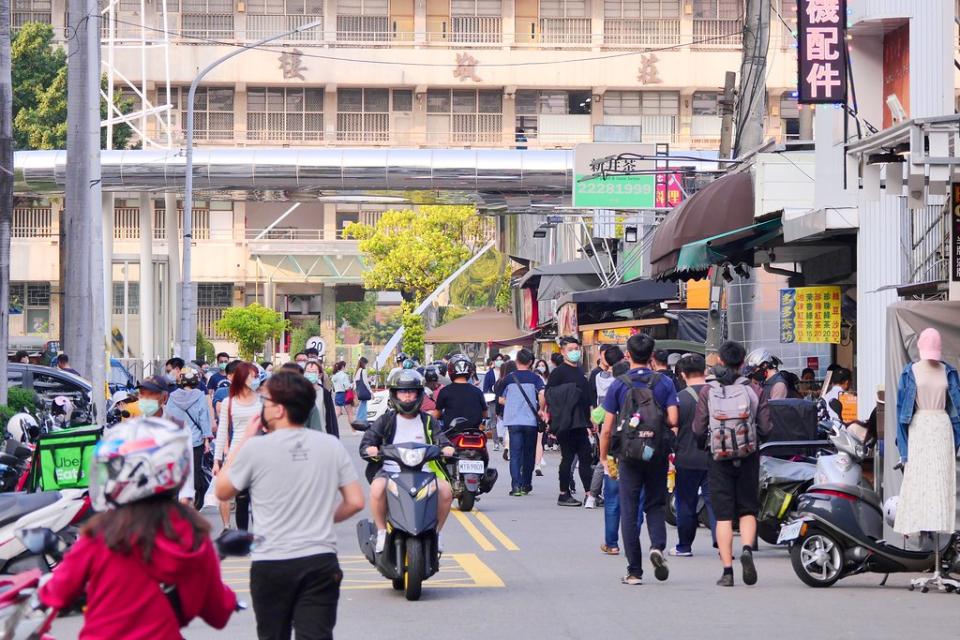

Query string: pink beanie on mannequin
[917,328,942,362]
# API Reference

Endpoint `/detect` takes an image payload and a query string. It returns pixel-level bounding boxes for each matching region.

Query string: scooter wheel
[908,584,916,592]
[392,578,404,591]
[921,587,929,594]
[458,492,476,513]
[403,538,426,601]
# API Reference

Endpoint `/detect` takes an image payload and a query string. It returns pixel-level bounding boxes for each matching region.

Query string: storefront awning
[555,279,678,312]
[424,308,533,344]
[650,171,754,279]
[671,218,783,280]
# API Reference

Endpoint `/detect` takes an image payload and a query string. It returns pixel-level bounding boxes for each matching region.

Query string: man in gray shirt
[216,370,364,640]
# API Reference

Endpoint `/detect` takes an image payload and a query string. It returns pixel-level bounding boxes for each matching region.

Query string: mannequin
[894,328,960,591]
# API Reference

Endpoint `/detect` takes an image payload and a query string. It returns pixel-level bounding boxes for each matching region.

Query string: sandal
[600,544,620,556]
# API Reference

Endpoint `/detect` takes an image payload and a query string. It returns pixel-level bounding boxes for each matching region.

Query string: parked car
[364,389,390,427]
[5,364,94,423]
[108,359,136,395]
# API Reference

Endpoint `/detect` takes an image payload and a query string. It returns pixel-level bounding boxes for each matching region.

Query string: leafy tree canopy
[214,304,289,360]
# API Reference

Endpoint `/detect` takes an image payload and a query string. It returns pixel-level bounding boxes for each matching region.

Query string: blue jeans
[356,400,368,424]
[508,425,538,491]
[674,467,717,553]
[603,476,645,548]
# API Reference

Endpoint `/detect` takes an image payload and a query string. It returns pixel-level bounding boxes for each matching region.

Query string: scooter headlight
[398,447,427,468]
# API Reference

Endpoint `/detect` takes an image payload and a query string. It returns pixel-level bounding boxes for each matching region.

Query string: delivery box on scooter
[28,425,102,491]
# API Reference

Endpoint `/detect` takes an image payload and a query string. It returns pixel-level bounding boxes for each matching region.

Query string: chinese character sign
[655,172,684,209]
[780,286,842,344]
[797,0,847,104]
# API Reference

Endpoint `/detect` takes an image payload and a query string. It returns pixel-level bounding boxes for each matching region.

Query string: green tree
[196,330,216,364]
[336,292,377,330]
[450,249,512,312]
[343,206,488,303]
[289,319,322,357]
[12,22,134,150]
[214,304,289,360]
[400,302,425,361]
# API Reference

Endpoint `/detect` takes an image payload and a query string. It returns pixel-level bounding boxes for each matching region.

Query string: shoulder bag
[510,373,548,433]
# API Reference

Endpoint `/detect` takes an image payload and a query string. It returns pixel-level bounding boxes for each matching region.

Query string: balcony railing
[113,208,211,241]
[692,18,743,48]
[246,14,323,42]
[335,15,392,42]
[246,113,324,142]
[181,13,234,40]
[449,16,502,44]
[539,17,591,45]
[198,307,226,340]
[603,18,680,46]
[12,207,53,238]
[12,11,51,32]
[336,113,390,143]
[245,228,327,240]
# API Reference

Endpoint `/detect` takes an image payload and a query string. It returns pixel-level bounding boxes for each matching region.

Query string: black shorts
[708,453,760,521]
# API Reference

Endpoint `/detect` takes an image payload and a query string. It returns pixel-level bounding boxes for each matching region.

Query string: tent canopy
[425,308,531,344]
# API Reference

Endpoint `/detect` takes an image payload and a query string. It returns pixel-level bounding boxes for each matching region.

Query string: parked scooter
[444,418,497,512]
[0,490,90,574]
[777,426,960,588]
[357,442,443,601]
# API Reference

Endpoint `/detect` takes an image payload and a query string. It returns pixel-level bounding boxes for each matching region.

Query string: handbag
[355,371,372,402]
[345,388,355,405]
[510,373,548,433]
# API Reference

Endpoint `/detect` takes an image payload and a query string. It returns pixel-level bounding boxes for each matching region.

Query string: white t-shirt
[229,428,358,561]
[382,414,427,474]
[216,395,263,463]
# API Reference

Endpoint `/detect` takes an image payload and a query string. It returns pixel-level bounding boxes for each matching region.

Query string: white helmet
[6,413,38,443]
[883,495,899,528]
[745,348,782,370]
[90,417,192,512]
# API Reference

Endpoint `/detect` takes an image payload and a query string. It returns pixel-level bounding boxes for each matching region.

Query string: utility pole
[65,0,107,418]
[0,0,11,405]
[733,0,770,157]
[718,71,736,161]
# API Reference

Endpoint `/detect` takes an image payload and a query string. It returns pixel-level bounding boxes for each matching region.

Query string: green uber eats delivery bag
[28,425,102,491]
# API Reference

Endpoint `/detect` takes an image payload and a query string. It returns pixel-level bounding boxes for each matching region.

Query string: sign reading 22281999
[797,0,847,105]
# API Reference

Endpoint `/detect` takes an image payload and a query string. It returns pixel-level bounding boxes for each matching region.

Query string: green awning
[674,218,782,275]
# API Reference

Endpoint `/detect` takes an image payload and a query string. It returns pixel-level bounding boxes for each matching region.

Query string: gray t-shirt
[228,428,358,561]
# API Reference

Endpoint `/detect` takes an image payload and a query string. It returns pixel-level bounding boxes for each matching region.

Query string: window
[13,0,52,31]
[780,93,800,140]
[452,0,501,15]
[515,89,590,140]
[246,0,323,13]
[693,0,740,19]
[247,87,324,141]
[392,90,413,112]
[197,283,233,308]
[337,0,387,14]
[180,0,234,38]
[540,0,586,18]
[603,91,678,142]
[336,211,359,235]
[603,0,679,18]
[691,91,721,140]
[11,282,50,335]
[173,87,234,140]
[427,89,503,144]
[692,91,720,116]
[337,88,392,142]
[112,282,140,315]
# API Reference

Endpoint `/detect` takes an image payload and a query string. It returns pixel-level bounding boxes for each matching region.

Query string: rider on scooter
[361,370,455,554]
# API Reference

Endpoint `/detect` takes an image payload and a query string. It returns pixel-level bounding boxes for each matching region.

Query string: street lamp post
[179,20,321,362]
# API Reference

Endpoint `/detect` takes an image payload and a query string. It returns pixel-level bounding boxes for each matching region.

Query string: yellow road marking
[450,553,505,588]
[473,510,519,551]
[451,510,496,551]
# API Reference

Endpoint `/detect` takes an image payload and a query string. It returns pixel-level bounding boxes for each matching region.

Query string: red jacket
[39,510,237,640]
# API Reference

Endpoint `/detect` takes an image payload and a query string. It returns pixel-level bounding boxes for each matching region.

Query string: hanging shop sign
[572,143,657,209]
[655,172,684,209]
[952,183,960,284]
[780,286,842,344]
[797,0,848,105]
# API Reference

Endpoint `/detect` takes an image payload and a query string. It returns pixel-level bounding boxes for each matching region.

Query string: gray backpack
[706,378,757,461]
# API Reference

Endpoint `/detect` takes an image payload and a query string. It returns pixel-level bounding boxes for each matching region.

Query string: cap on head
[139,376,169,394]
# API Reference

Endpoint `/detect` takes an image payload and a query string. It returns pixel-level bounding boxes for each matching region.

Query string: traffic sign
[306,336,326,357]
[572,143,657,209]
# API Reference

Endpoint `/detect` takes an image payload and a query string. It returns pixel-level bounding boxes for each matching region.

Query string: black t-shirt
[675,383,709,470]
[435,383,487,429]
[547,363,592,425]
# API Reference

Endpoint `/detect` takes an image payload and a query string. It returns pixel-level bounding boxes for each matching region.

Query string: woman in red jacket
[39,417,239,640]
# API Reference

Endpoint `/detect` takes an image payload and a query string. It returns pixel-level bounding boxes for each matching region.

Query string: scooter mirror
[17,527,59,556]
[448,418,470,431]
[215,529,261,557]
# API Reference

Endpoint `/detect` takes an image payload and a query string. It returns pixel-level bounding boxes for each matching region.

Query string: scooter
[778,427,960,588]
[0,490,90,574]
[444,418,497,512]
[357,442,443,601]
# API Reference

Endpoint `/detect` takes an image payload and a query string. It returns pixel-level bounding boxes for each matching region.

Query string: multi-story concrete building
[10,0,803,360]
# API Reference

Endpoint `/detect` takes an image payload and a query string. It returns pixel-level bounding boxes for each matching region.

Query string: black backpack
[614,372,667,462]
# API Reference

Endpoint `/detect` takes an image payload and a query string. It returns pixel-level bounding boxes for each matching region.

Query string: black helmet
[388,369,425,415]
[395,352,409,365]
[448,355,472,380]
[424,366,440,384]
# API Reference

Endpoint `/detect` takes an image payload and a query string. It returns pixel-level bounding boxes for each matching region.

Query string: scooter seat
[0,492,61,529]
[810,482,882,510]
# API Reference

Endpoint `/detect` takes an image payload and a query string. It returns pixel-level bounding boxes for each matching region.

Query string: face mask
[218,362,227,371]
[567,350,582,364]
[536,366,547,374]
[249,377,262,391]
[139,398,160,416]
[305,372,319,384]
[164,373,176,384]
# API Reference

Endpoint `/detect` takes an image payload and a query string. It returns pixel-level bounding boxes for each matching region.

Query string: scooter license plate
[458,460,485,474]
[777,521,803,544]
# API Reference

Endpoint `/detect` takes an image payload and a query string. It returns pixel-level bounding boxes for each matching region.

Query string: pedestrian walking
[214,362,262,531]
[498,349,545,496]
[483,355,505,450]
[215,370,365,640]
[600,334,678,585]
[670,354,717,557]
[138,376,198,504]
[164,367,214,511]
[545,337,594,507]
[586,346,621,510]
[354,357,373,427]
[653,349,681,391]
[332,361,354,423]
[213,360,241,417]
[207,352,232,396]
[693,340,768,587]
[533,359,550,475]
[305,360,340,437]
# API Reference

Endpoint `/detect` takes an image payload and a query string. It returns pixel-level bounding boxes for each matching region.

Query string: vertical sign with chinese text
[780,286,842,344]
[951,183,960,284]
[797,0,847,104]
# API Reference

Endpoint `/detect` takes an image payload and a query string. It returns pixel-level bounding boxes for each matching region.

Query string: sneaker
[509,489,524,497]
[374,529,387,554]
[535,464,544,477]
[522,485,533,494]
[650,549,669,581]
[584,496,597,509]
[741,547,758,586]
[668,547,693,557]
[557,493,583,507]
[595,496,605,508]
[621,574,643,585]
[717,572,734,587]
[503,449,510,461]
